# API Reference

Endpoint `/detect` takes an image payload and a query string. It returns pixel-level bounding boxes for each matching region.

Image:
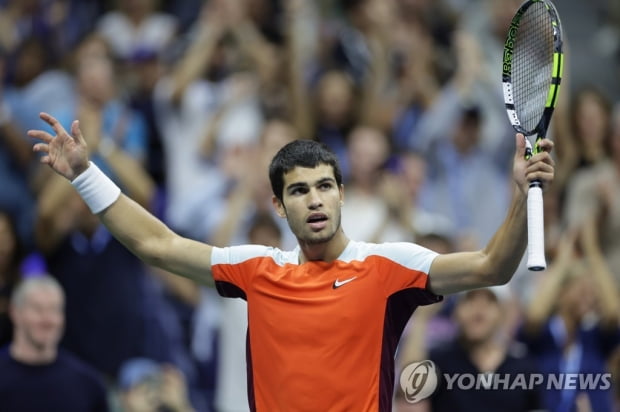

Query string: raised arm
[427,133,555,295]
[30,113,214,285]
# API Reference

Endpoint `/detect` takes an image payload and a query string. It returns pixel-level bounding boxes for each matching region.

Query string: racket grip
[527,184,546,271]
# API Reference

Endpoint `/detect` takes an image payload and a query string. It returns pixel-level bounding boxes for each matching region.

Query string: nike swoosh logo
[333,276,357,289]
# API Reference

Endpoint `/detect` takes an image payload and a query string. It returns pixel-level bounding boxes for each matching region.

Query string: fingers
[536,138,554,153]
[39,112,69,137]
[70,120,87,146]
[32,142,49,153]
[514,133,526,157]
[526,150,555,183]
[27,129,54,143]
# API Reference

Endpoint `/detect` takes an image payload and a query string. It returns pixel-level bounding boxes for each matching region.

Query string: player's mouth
[306,213,328,231]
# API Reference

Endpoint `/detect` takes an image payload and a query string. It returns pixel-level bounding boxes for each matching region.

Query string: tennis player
[30,112,554,411]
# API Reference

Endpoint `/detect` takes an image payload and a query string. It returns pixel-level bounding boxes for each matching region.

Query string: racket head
[502,0,564,141]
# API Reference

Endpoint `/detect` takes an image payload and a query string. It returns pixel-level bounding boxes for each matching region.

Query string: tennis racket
[502,0,564,271]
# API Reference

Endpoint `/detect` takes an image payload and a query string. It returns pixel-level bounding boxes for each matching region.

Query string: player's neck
[10,339,57,365]
[298,230,349,264]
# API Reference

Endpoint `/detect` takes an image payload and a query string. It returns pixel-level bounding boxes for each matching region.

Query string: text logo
[503,21,519,77]
[399,360,439,403]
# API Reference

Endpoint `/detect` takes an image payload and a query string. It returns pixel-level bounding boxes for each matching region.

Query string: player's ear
[272,195,286,218]
[339,184,345,206]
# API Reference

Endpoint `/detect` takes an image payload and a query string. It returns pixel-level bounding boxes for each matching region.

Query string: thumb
[514,133,527,159]
[71,120,87,147]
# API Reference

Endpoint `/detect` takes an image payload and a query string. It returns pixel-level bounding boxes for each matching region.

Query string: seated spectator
[0,275,109,411]
[398,287,540,412]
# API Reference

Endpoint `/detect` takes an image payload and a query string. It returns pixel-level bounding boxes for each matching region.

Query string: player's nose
[307,188,323,209]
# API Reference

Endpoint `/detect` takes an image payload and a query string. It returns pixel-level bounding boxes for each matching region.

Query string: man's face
[274,164,343,245]
[12,286,64,351]
[454,290,502,344]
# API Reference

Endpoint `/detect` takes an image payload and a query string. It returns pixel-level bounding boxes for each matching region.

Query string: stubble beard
[294,212,342,246]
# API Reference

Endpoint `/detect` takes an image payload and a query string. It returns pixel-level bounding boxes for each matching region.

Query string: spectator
[434,288,540,411]
[153,0,264,239]
[0,275,109,412]
[520,224,620,412]
[398,287,541,412]
[418,105,511,248]
[117,357,194,412]
[0,210,24,347]
[563,102,620,282]
[340,125,411,242]
[553,85,613,203]
[35,180,182,380]
[55,50,150,169]
[371,151,454,243]
[0,46,41,247]
[97,0,178,62]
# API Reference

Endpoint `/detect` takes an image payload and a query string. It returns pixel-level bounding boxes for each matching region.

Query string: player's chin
[302,230,337,245]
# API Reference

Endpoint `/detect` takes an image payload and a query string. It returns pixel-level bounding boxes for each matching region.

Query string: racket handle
[527,183,546,271]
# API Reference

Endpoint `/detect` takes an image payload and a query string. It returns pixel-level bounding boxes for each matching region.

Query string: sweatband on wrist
[71,161,121,214]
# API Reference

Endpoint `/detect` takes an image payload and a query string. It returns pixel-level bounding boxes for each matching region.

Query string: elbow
[132,231,174,268]
[477,252,517,287]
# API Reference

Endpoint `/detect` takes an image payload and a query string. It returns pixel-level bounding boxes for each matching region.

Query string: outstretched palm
[29,112,90,181]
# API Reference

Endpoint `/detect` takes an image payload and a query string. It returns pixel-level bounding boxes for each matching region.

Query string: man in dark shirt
[0,275,109,412]
[430,288,541,412]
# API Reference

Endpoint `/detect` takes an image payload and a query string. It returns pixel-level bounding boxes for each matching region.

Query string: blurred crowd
[0,0,619,411]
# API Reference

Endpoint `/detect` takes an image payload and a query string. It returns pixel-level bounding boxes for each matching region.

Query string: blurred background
[0,0,618,411]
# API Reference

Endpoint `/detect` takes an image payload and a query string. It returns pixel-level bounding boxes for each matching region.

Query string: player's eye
[290,187,307,195]
[319,182,332,190]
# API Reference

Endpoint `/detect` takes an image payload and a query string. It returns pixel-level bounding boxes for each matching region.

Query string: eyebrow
[286,177,336,192]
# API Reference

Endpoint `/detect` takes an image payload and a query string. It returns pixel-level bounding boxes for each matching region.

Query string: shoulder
[211,245,297,267]
[0,346,12,368]
[56,350,105,385]
[343,241,438,272]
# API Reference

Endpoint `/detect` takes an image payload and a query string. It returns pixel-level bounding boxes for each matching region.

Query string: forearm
[98,194,172,261]
[481,187,528,284]
[581,221,620,324]
[70,163,213,283]
[359,34,390,127]
[286,3,314,140]
[0,120,33,168]
[524,260,569,332]
[171,25,222,102]
[428,188,527,295]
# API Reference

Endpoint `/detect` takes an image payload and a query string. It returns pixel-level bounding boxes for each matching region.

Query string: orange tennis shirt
[211,240,441,411]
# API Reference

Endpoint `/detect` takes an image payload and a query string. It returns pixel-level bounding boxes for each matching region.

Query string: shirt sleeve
[374,242,440,298]
[210,245,274,296]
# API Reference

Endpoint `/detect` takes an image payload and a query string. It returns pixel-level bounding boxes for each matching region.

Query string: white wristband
[71,161,121,214]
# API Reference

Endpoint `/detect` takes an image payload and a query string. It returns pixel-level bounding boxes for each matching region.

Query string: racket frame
[501,0,564,271]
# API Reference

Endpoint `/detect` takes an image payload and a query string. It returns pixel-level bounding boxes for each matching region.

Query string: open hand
[28,112,90,181]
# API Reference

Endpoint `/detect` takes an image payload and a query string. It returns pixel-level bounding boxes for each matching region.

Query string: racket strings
[512,3,554,133]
